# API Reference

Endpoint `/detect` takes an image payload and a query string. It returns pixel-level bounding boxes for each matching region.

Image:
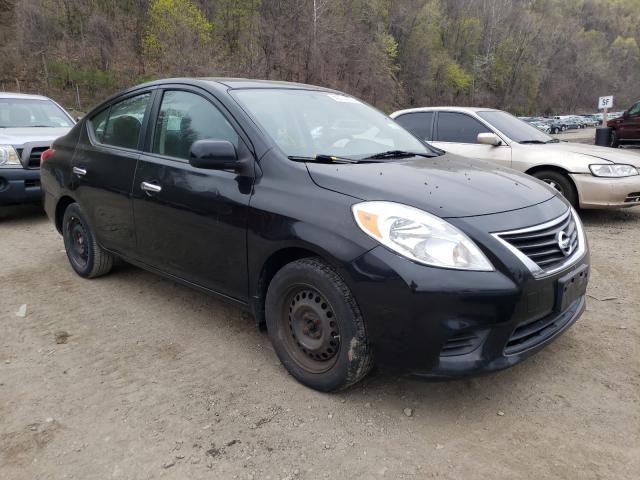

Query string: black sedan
[40,78,590,391]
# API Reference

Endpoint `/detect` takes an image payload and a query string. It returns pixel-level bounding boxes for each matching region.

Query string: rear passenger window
[436,112,490,143]
[152,90,238,161]
[103,94,150,149]
[90,108,110,143]
[89,93,150,149]
[394,112,434,141]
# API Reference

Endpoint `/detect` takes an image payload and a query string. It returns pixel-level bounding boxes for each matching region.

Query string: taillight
[40,148,55,165]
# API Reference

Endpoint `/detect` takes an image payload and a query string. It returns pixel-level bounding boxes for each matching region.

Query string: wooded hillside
[0,0,638,114]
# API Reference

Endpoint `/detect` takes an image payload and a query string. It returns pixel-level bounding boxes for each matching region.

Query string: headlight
[0,145,21,167]
[352,201,494,271]
[589,164,638,177]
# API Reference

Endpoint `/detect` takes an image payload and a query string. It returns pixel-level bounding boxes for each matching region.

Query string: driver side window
[436,112,491,144]
[152,90,238,161]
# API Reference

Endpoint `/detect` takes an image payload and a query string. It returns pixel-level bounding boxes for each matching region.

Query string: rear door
[71,91,153,255]
[393,111,435,142]
[131,87,254,301]
[430,111,512,168]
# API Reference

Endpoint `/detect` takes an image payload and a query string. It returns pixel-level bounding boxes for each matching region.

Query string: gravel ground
[1,203,639,480]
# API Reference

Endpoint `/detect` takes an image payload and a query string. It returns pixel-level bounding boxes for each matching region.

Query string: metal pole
[603,107,608,126]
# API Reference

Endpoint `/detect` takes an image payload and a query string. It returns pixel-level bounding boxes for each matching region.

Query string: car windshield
[0,98,74,128]
[233,89,435,159]
[477,110,554,144]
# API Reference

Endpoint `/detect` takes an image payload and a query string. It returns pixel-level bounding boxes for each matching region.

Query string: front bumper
[344,229,589,377]
[571,173,640,208]
[0,168,42,205]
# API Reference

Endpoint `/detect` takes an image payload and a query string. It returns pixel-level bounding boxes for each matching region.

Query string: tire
[552,127,559,134]
[265,257,373,392]
[531,170,578,208]
[561,125,567,132]
[610,129,620,148]
[62,203,113,278]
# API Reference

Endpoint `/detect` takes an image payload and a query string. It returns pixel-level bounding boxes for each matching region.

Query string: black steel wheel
[265,257,373,391]
[62,203,113,278]
[282,286,340,373]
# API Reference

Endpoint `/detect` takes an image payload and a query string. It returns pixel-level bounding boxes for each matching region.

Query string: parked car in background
[0,93,75,205]
[392,107,640,209]
[40,78,590,391]
[608,100,640,148]
[580,115,599,127]
[545,118,565,134]
[530,120,551,133]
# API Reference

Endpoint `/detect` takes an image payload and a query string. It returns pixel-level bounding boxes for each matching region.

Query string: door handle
[141,181,162,194]
[72,166,87,176]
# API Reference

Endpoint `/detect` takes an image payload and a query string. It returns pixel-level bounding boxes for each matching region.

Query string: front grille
[27,146,48,168]
[496,210,578,271]
[504,296,583,355]
[625,192,640,203]
[440,331,484,357]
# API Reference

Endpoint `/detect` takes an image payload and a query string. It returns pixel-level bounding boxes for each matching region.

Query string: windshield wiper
[545,139,560,143]
[288,154,381,164]
[365,150,434,159]
[519,140,546,144]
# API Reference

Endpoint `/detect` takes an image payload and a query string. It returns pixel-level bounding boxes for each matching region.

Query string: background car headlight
[0,145,21,167]
[352,201,494,271]
[589,164,638,177]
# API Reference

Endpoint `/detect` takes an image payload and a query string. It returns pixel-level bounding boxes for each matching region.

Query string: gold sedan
[391,107,640,208]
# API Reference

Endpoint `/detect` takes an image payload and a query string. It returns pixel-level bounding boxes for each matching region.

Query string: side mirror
[477,132,502,146]
[189,140,238,170]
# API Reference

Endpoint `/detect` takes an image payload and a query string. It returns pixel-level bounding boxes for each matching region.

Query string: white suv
[0,93,75,205]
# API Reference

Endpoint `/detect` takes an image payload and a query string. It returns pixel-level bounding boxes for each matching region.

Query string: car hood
[538,142,640,167]
[0,127,72,146]
[306,153,557,218]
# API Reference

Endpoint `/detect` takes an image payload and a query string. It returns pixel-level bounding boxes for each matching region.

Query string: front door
[72,91,153,255]
[430,111,512,168]
[131,88,254,301]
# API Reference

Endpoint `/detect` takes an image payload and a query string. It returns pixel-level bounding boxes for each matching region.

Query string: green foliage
[143,0,212,64]
[443,62,472,92]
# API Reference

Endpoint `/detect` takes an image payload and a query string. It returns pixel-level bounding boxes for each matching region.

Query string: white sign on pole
[598,96,613,110]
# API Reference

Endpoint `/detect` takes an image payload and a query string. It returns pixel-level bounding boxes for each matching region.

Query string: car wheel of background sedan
[561,125,567,131]
[62,203,113,278]
[265,257,373,392]
[532,170,578,208]
[610,130,620,148]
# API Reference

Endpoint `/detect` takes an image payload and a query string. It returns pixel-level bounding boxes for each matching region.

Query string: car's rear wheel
[532,170,578,208]
[265,257,373,392]
[62,203,113,278]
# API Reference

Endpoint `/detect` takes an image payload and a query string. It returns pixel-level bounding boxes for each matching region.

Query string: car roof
[390,106,502,117]
[0,92,53,101]
[133,77,335,92]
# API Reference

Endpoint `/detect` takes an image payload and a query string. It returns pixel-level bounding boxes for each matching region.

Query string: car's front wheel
[532,170,578,208]
[265,257,373,392]
[62,203,113,278]
[610,129,620,148]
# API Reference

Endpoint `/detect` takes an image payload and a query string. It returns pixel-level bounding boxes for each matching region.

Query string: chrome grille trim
[492,208,586,278]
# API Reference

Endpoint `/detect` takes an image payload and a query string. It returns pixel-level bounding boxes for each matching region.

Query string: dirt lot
[1,203,639,480]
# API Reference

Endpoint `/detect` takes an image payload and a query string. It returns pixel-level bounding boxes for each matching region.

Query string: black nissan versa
[40,78,589,391]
